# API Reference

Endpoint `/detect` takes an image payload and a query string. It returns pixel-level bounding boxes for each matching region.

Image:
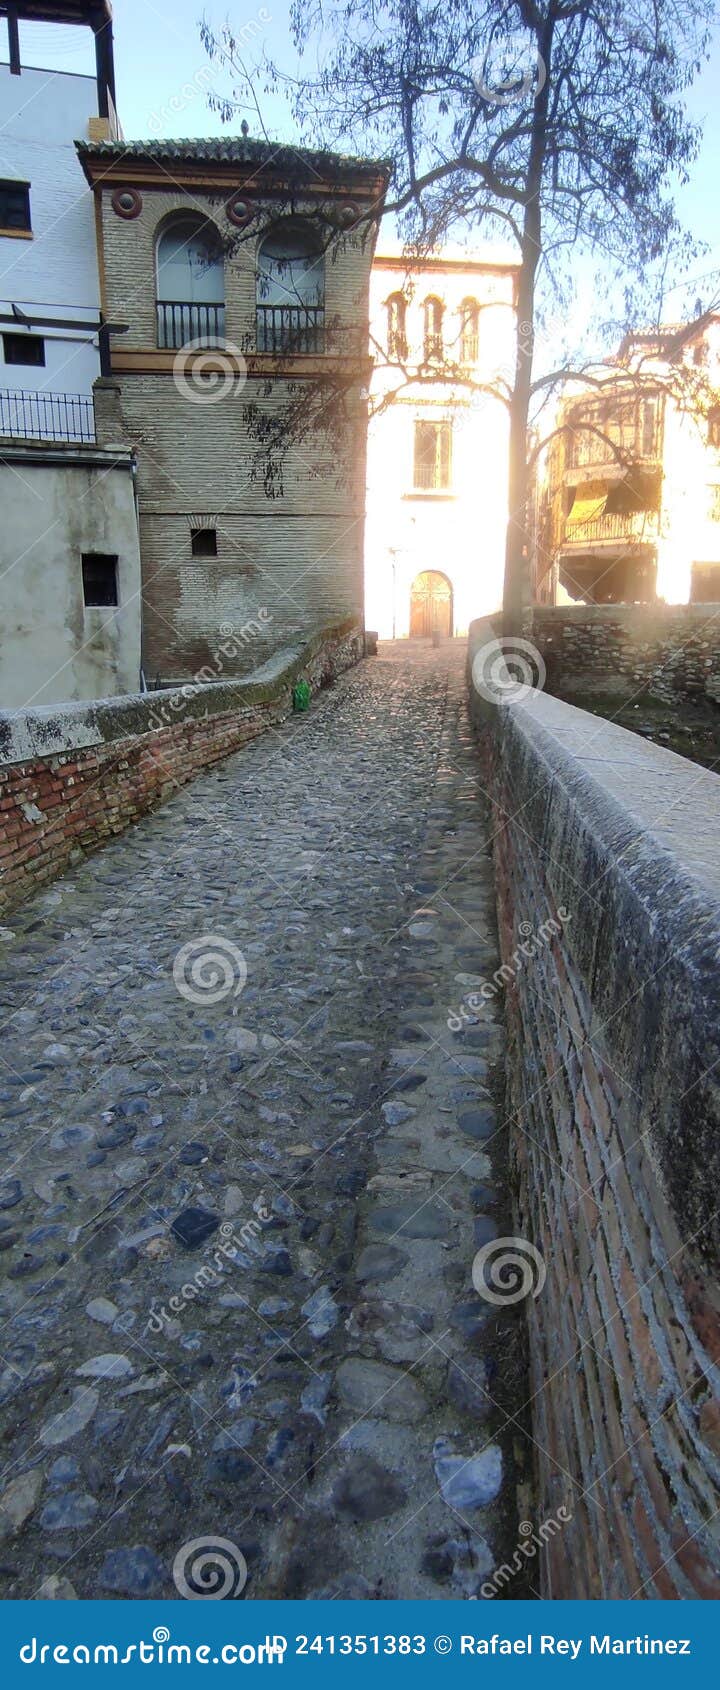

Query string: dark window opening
[191,527,218,557]
[0,180,31,233]
[690,562,720,603]
[386,293,407,359]
[708,408,720,449]
[559,551,657,605]
[2,332,44,366]
[413,419,452,490]
[423,297,444,362]
[82,553,118,607]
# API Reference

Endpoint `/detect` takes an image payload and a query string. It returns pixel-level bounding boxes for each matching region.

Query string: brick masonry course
[0,620,361,917]
[468,617,720,1599]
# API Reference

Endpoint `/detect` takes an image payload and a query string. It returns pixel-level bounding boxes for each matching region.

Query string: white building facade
[0,3,142,708]
[365,248,518,640]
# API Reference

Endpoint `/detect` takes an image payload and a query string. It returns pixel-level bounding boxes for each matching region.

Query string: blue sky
[4,0,720,320]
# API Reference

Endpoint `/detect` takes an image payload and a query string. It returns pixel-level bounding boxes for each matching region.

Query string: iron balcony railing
[156,301,226,349]
[0,387,95,443]
[256,305,325,354]
[563,509,660,544]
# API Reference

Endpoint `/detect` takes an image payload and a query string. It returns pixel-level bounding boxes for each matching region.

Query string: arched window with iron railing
[423,295,444,362]
[256,223,325,353]
[386,292,407,359]
[460,298,480,363]
[155,216,225,349]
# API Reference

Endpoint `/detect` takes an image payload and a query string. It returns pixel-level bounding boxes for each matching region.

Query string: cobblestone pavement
[0,641,525,1600]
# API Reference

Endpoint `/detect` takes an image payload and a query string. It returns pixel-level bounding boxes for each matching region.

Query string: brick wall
[468,620,720,1599]
[532,603,720,705]
[0,619,361,916]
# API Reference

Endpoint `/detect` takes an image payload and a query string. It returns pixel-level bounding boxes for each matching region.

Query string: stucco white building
[0,2,142,708]
[365,246,519,640]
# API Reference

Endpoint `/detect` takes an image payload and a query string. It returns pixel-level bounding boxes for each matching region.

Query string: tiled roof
[76,135,391,184]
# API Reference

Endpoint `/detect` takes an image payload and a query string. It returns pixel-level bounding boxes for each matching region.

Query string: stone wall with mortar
[0,618,361,916]
[532,603,720,705]
[468,619,720,1599]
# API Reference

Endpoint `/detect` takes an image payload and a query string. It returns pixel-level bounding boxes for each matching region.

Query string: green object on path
[293,680,311,712]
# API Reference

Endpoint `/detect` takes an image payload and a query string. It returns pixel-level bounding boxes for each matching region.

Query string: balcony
[156,301,225,350]
[562,508,659,546]
[256,305,325,355]
[565,401,663,472]
[0,388,95,444]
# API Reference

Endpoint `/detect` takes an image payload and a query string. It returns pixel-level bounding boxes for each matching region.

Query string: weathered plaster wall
[0,447,141,707]
[0,617,361,913]
[468,619,720,1598]
[532,602,720,705]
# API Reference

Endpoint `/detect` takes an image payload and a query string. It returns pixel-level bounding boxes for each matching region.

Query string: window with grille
[423,297,444,361]
[386,293,407,359]
[460,299,480,363]
[0,180,31,233]
[413,419,452,489]
[82,554,118,607]
[2,332,44,366]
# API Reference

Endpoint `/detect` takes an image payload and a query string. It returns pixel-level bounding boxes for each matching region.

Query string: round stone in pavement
[98,1546,168,1597]
[459,1106,497,1140]
[170,1207,220,1250]
[332,1454,407,1521]
[369,1201,450,1239]
[336,1356,428,1423]
[355,1243,409,1282]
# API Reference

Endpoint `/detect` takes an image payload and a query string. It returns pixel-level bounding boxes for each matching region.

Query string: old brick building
[78,135,388,681]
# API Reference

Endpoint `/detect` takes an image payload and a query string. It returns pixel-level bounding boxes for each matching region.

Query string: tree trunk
[502,14,555,638]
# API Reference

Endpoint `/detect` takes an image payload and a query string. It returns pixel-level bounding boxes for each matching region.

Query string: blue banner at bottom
[0,1601,715,1685]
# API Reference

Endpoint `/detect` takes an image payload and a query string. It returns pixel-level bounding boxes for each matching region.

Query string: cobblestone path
[0,642,523,1600]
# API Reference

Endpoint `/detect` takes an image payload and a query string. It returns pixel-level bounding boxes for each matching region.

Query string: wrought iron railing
[156,301,225,349]
[256,305,325,354]
[0,387,95,443]
[564,509,659,544]
[567,408,663,468]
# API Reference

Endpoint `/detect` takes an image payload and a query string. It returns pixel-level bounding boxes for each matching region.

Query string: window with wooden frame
[413,419,452,490]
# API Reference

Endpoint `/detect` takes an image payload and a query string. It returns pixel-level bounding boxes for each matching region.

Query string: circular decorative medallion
[334,199,361,228]
[111,187,142,220]
[226,194,254,228]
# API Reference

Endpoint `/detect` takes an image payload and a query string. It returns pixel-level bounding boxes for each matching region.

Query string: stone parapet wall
[0,619,361,915]
[468,618,720,1599]
[532,603,720,705]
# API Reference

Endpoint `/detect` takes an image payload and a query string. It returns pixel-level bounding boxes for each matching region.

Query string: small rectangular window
[413,419,452,490]
[0,180,31,234]
[191,527,218,557]
[2,332,45,366]
[82,554,118,607]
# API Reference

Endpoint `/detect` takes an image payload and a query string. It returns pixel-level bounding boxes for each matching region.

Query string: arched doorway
[409,571,453,638]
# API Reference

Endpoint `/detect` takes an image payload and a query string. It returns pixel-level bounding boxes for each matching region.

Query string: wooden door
[409,571,453,638]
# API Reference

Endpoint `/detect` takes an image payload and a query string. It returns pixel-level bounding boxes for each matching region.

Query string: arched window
[155,216,224,349]
[460,298,480,363]
[423,296,444,362]
[386,292,407,359]
[256,224,325,353]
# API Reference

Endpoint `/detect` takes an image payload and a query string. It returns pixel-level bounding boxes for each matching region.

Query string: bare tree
[202,1,712,630]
